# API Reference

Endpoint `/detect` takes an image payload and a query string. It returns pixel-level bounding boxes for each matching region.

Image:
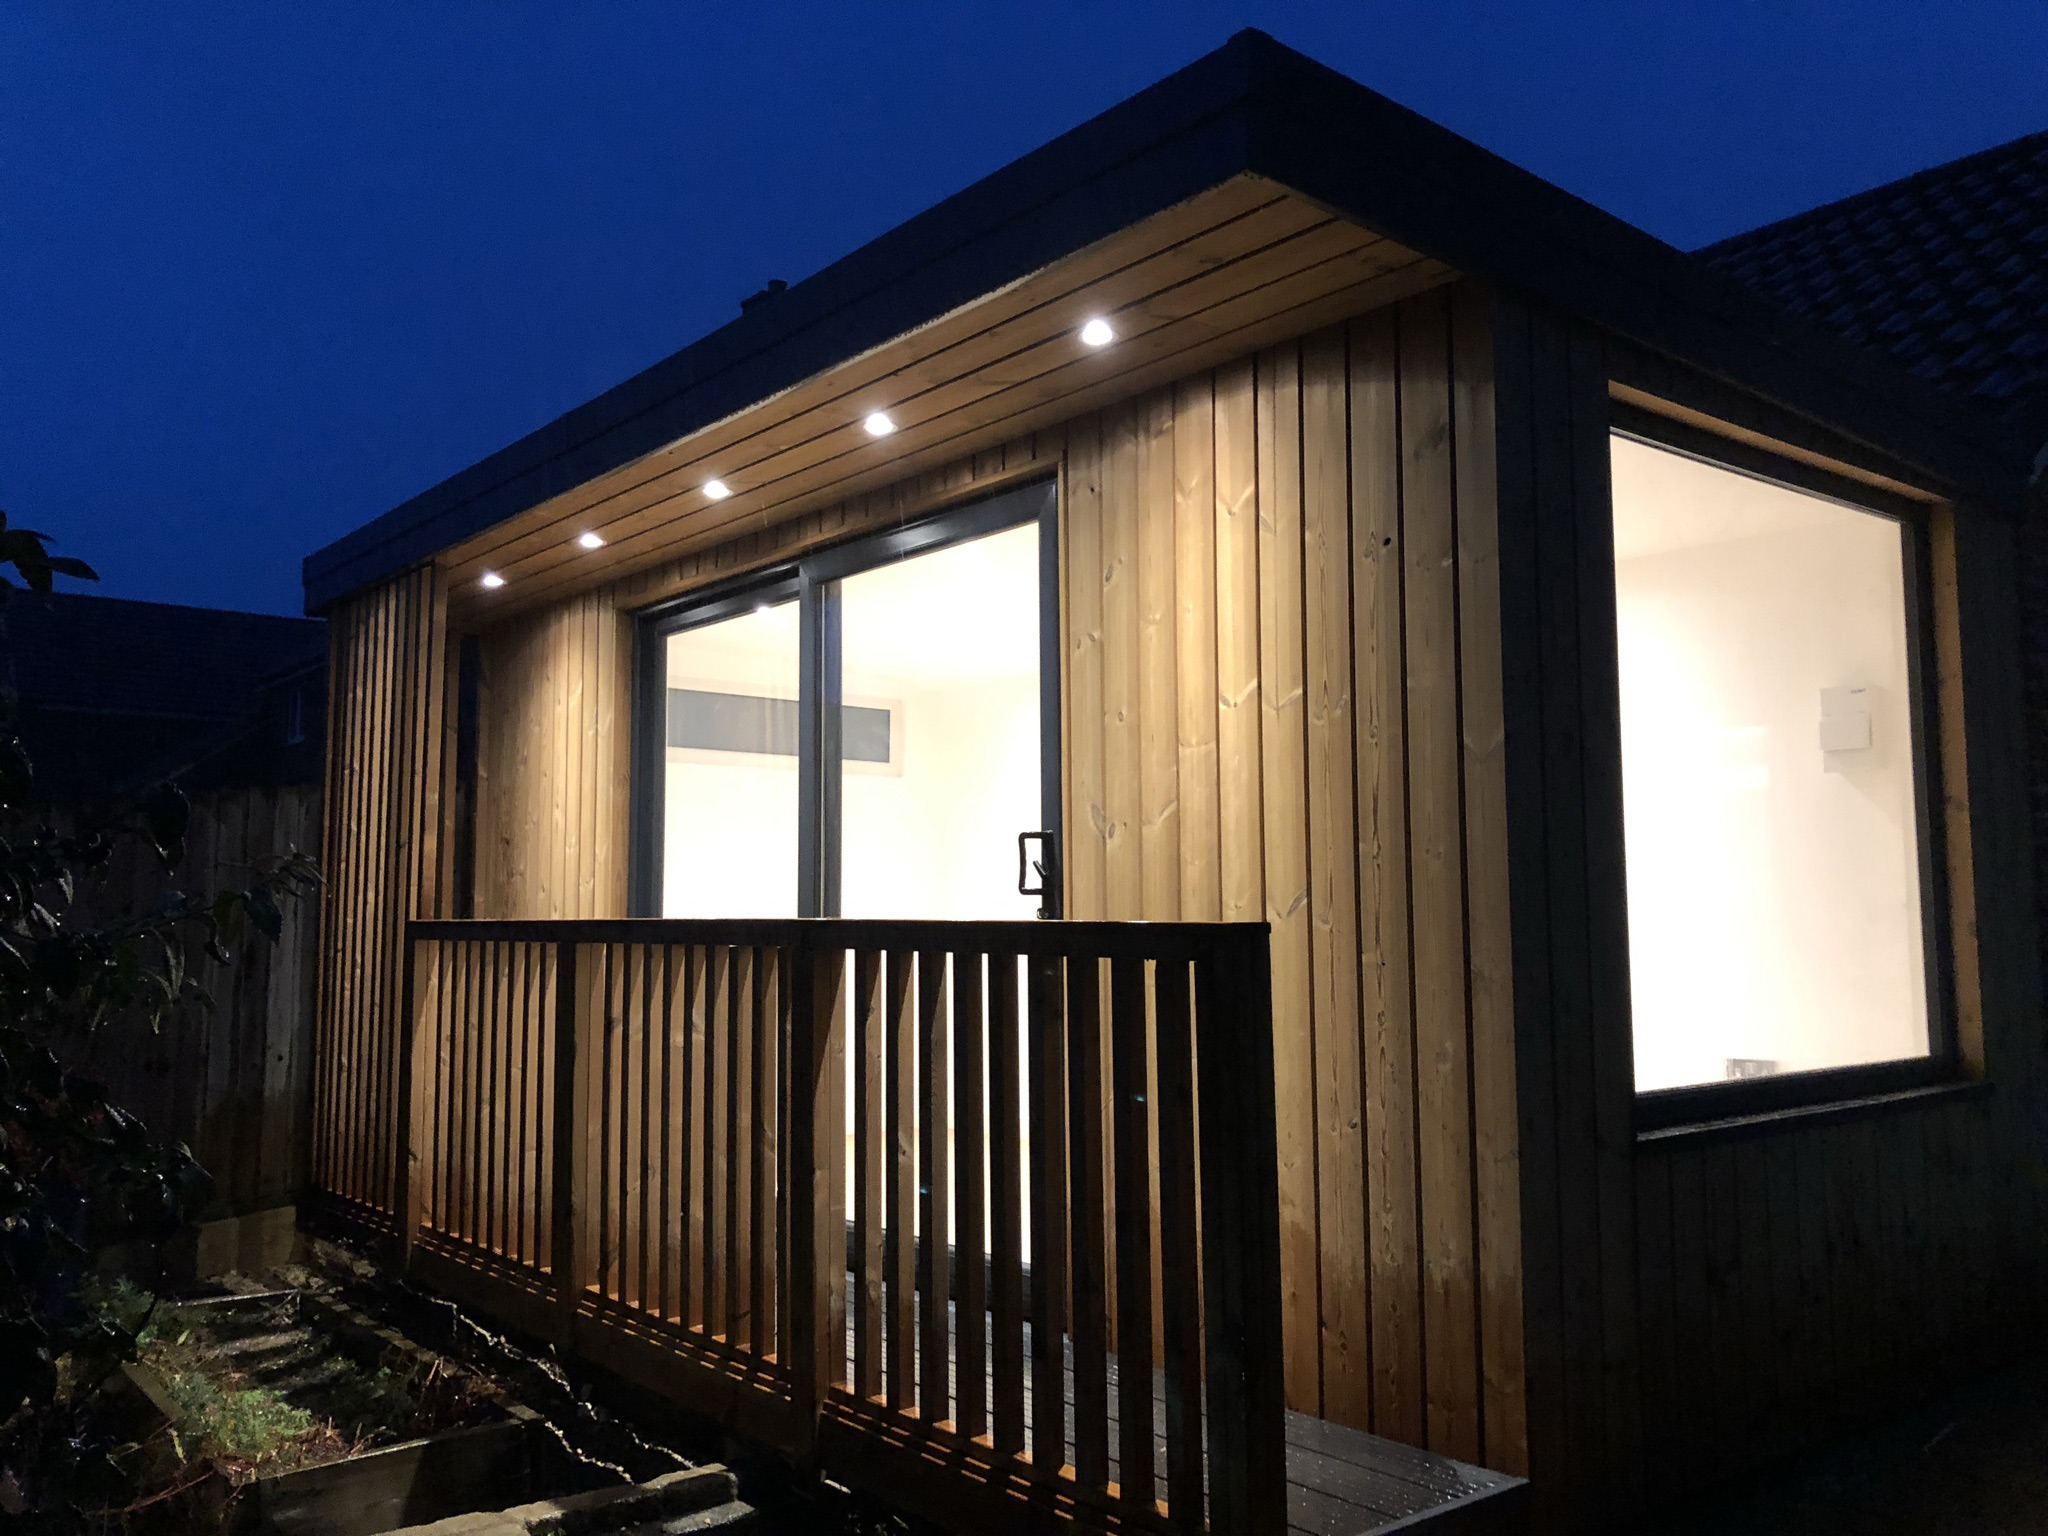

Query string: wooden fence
[396,917,1283,1535]
[60,783,321,1217]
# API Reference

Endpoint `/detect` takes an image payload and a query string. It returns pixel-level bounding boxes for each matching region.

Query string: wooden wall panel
[1059,286,1527,1467]
[449,287,1525,1466]
[426,275,2048,1531]
[1496,297,2048,1528]
[473,590,632,920]
[311,564,449,1227]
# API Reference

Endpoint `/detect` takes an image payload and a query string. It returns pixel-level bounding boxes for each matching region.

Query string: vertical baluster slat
[683,945,705,1330]
[489,939,507,1255]
[1153,956,1203,1530]
[953,948,988,1441]
[497,938,515,1258]
[917,949,951,1424]
[474,940,492,1253]
[1111,956,1157,1510]
[1194,942,1285,1536]
[660,945,681,1323]
[512,943,531,1265]
[550,942,581,1326]
[775,950,794,1365]
[637,944,658,1312]
[463,938,483,1243]
[575,943,603,1305]
[539,944,558,1275]
[752,945,779,1360]
[597,945,618,1300]
[1067,957,1110,1489]
[885,948,916,1413]
[493,938,511,1257]
[1027,953,1069,1471]
[853,949,884,1397]
[436,941,458,1239]
[706,946,730,1337]
[989,951,1026,1455]
[728,946,756,1350]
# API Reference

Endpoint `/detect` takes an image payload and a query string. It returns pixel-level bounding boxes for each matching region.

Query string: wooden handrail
[408,915,1243,963]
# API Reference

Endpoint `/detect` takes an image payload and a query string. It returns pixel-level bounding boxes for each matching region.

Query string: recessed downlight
[1080,317,1116,348]
[577,531,606,550]
[863,410,897,438]
[480,571,506,590]
[703,478,732,501]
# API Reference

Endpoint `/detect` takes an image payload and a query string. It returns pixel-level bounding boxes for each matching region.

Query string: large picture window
[1610,429,1940,1099]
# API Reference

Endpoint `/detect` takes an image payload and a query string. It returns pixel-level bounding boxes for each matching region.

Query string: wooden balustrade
[401,917,1282,1535]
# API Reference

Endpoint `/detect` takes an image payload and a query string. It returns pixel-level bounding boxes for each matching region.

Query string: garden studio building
[302,33,2048,1535]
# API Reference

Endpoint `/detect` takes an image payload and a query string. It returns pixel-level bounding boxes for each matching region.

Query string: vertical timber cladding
[1498,300,2048,1526]
[450,288,1523,1467]
[472,590,633,920]
[312,564,451,1227]
[1062,283,1527,1472]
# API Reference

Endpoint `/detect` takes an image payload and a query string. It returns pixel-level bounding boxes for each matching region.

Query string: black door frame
[628,476,1061,919]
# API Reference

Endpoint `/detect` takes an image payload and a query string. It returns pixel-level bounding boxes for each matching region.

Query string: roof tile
[1702,128,2048,427]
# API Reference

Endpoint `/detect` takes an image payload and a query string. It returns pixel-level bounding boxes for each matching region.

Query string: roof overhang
[304,30,2034,617]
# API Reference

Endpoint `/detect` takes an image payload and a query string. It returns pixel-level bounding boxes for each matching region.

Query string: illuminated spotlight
[577,531,606,550]
[1080,317,1116,348]
[703,478,732,500]
[755,603,774,616]
[864,410,897,438]
[480,571,506,590]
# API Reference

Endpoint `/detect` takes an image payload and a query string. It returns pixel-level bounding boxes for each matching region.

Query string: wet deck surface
[846,1290,1526,1534]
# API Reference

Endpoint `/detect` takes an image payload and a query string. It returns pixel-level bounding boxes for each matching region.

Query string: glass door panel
[660,598,801,917]
[836,521,1043,919]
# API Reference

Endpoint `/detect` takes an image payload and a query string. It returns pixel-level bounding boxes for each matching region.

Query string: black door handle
[1017,830,1061,917]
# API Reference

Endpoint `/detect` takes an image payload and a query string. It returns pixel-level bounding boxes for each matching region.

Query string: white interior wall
[662,600,802,918]
[1611,434,1930,1092]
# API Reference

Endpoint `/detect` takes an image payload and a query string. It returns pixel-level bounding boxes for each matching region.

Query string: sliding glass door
[656,589,801,917]
[633,479,1060,920]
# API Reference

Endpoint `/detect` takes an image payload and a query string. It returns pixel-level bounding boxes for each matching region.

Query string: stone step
[379,1466,746,1536]
[614,1500,757,1535]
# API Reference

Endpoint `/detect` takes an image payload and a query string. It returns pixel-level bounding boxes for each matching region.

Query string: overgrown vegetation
[0,515,319,1529]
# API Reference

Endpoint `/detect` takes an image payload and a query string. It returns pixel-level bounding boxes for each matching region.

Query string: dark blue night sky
[7,2,2047,617]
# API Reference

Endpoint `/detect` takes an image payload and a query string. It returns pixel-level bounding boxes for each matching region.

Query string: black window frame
[1609,404,1959,1133]
[628,475,1062,920]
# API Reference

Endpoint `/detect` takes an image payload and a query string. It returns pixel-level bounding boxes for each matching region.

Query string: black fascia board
[1228,36,2029,511]
[305,29,2030,613]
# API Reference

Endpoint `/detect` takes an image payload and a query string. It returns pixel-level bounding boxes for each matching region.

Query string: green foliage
[156,1369,315,1477]
[81,1275,159,1341]
[0,521,319,1529]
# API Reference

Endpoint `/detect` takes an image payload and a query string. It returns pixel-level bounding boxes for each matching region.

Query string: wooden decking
[861,1292,1526,1536]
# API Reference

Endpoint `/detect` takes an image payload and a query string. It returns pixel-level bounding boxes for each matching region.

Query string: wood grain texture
[1052,289,1528,1456]
[337,272,2048,1532]
[62,784,323,1220]
[310,564,449,1227]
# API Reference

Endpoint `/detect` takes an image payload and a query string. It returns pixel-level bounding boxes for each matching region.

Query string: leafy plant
[0,519,319,1529]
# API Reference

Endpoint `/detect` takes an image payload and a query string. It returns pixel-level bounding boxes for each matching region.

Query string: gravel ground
[1638,1363,2048,1536]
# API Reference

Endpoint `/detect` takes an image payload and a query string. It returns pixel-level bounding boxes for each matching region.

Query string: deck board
[841,1282,1526,1535]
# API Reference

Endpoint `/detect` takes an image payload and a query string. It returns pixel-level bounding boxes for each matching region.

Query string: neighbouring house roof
[1,590,327,800]
[303,29,2036,614]
[1700,128,2048,435]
